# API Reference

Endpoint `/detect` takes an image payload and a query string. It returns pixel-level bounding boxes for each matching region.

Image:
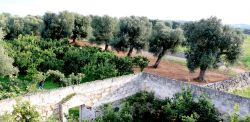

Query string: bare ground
[73,40,247,85]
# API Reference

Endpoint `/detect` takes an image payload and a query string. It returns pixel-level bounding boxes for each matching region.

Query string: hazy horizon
[0,0,250,25]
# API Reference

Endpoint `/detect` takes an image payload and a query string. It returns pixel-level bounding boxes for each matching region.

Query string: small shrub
[63,73,85,86]
[113,57,134,75]
[82,62,118,82]
[97,89,221,122]
[46,70,65,85]
[132,56,149,71]
[12,100,40,122]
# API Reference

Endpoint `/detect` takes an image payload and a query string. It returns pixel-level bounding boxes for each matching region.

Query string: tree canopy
[112,16,152,56]
[72,15,91,42]
[91,15,117,50]
[0,29,18,76]
[149,22,185,68]
[183,17,244,81]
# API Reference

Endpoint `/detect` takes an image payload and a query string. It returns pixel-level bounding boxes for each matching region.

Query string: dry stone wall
[0,73,142,120]
[142,73,250,118]
[202,72,250,92]
[1,72,250,120]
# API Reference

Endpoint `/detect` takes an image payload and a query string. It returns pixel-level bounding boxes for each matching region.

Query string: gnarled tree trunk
[104,43,109,51]
[197,67,207,82]
[72,38,76,43]
[153,48,167,68]
[127,46,134,57]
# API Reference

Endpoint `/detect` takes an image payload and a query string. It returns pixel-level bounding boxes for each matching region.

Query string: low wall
[0,73,143,120]
[202,72,250,92]
[142,73,250,118]
[1,72,250,121]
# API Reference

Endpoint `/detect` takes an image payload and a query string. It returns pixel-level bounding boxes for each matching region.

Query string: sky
[0,0,249,24]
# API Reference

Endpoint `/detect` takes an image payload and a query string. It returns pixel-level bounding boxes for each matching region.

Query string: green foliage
[58,11,75,38]
[46,70,84,86]
[41,12,62,40]
[231,86,250,98]
[11,100,40,122]
[132,56,149,71]
[183,17,244,81]
[97,89,221,122]
[63,73,85,86]
[181,112,199,122]
[0,36,19,76]
[68,106,80,121]
[5,16,24,40]
[113,57,134,75]
[83,61,118,81]
[60,93,76,104]
[46,70,65,85]
[43,80,61,90]
[91,15,117,50]
[149,22,185,68]
[241,35,250,69]
[0,76,31,100]
[72,15,91,41]
[230,104,239,122]
[96,104,120,122]
[23,15,42,36]
[112,16,152,56]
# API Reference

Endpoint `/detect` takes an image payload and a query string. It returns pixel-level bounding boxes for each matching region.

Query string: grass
[231,87,250,98]
[176,45,187,53]
[167,58,186,66]
[68,106,79,120]
[43,80,61,90]
[240,35,250,69]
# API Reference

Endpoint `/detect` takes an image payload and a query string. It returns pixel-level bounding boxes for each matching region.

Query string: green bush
[0,77,30,100]
[11,100,40,122]
[63,73,85,86]
[132,56,149,71]
[113,57,133,75]
[82,62,118,82]
[97,89,221,122]
[46,70,65,84]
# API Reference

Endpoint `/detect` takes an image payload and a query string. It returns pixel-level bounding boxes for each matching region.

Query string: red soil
[73,40,240,85]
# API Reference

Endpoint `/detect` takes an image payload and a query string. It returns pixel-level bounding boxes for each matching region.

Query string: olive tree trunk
[127,46,134,57]
[153,49,167,68]
[104,43,109,51]
[197,67,207,82]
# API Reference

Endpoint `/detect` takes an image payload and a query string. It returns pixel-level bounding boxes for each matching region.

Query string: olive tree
[23,15,42,36]
[41,12,61,40]
[0,29,19,76]
[91,15,117,50]
[112,16,152,57]
[5,16,24,40]
[58,11,75,38]
[0,13,11,36]
[149,22,185,68]
[183,17,244,81]
[42,12,75,40]
[72,15,91,43]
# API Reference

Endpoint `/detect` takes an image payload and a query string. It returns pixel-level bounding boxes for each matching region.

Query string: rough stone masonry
[0,72,250,121]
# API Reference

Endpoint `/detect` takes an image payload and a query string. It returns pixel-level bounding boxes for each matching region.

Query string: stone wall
[142,73,250,118]
[0,73,143,121]
[1,72,250,121]
[202,72,250,92]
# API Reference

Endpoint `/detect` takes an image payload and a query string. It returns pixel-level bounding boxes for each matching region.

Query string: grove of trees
[0,11,246,103]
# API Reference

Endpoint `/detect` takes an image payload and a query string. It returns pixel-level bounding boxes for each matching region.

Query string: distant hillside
[230,24,250,30]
